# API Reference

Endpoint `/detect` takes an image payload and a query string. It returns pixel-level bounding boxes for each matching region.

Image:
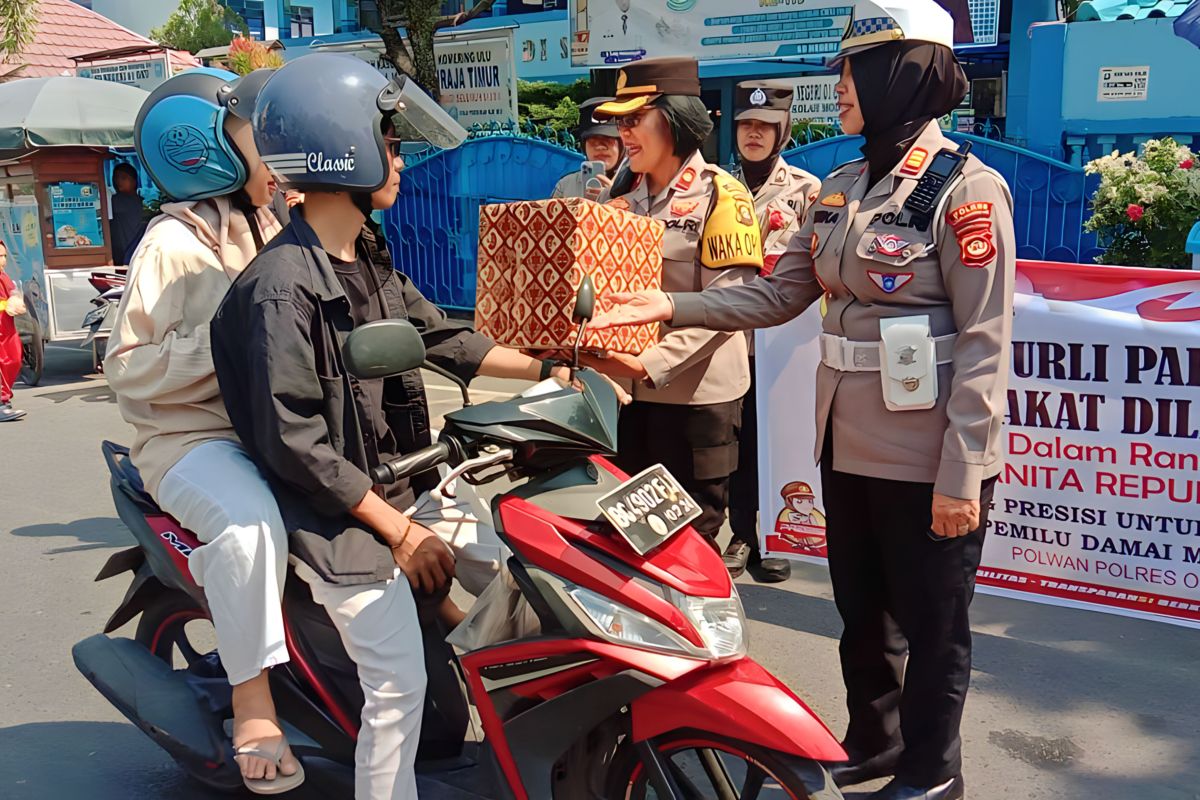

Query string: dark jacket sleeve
[395,273,496,384]
[244,289,373,516]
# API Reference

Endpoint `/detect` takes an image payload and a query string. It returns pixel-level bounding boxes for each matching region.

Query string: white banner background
[758,262,1200,628]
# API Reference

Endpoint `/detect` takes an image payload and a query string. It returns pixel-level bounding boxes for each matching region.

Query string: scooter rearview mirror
[343,319,427,380]
[571,276,596,382]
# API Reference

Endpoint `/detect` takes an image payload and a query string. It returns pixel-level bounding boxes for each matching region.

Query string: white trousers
[295,565,425,800]
[293,477,504,800]
[157,439,290,686]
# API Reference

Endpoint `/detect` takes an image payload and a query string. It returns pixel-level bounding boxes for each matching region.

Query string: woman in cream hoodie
[104,68,300,793]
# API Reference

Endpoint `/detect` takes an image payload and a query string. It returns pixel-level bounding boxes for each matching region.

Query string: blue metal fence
[782,133,1103,264]
[383,135,584,309]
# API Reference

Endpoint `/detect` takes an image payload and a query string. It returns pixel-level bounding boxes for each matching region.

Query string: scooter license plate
[596,464,702,555]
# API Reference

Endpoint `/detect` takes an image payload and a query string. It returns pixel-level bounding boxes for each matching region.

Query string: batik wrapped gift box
[475,197,664,355]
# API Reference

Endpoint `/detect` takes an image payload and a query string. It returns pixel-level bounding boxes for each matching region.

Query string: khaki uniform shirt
[736,158,821,274]
[552,170,587,199]
[672,122,1015,499]
[609,150,762,405]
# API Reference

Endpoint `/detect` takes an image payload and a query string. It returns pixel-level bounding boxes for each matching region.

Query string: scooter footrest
[72,635,242,791]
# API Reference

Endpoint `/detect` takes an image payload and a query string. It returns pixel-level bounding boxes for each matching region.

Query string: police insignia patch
[750,88,768,106]
[821,192,846,207]
[867,270,914,293]
[606,196,632,211]
[674,167,697,191]
[870,234,910,257]
[671,200,699,216]
[899,148,928,176]
[946,201,996,268]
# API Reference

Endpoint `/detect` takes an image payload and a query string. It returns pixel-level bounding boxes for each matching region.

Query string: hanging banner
[76,55,170,92]
[0,196,49,324]
[569,0,854,66]
[326,31,519,127]
[759,260,1200,629]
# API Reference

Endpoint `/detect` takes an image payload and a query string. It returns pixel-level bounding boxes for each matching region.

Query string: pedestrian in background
[0,238,27,422]
[552,96,624,200]
[109,162,147,266]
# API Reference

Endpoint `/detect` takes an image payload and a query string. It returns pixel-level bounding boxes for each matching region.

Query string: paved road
[2,346,1199,799]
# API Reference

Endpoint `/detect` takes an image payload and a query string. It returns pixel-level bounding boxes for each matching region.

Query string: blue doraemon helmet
[134,67,270,201]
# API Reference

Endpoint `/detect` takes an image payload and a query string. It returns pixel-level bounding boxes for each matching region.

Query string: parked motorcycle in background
[81,269,125,372]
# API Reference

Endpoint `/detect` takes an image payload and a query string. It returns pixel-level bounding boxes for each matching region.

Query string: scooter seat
[101,440,158,513]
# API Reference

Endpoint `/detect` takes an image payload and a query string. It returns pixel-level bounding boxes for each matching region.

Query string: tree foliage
[367,0,497,99]
[0,0,39,63]
[517,79,591,133]
[151,0,248,54]
[228,35,283,75]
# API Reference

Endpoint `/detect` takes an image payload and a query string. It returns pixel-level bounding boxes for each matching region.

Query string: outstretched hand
[590,290,673,330]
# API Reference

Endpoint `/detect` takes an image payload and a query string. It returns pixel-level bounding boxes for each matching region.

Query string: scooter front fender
[630,657,846,762]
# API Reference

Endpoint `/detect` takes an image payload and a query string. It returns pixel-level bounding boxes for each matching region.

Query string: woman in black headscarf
[591,7,1016,800]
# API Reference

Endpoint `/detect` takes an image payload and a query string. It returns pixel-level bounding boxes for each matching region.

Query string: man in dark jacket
[211,55,572,800]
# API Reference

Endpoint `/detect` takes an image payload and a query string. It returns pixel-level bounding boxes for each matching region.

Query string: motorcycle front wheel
[605,731,842,800]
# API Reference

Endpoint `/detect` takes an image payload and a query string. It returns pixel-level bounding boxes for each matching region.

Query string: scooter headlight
[567,584,699,655]
[565,582,748,660]
[667,586,748,660]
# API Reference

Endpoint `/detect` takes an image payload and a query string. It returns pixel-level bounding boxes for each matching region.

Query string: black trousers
[728,359,759,549]
[617,398,742,539]
[821,439,997,785]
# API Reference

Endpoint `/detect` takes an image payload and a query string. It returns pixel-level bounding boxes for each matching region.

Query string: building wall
[1022,18,1200,161]
[89,0,179,37]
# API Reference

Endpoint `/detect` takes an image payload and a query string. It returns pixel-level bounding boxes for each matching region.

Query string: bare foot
[231,672,299,784]
[233,716,301,783]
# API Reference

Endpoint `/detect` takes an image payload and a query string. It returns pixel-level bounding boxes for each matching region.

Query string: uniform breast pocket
[855,228,935,297]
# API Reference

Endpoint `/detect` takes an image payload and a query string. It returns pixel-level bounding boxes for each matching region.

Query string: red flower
[1181,159,1195,170]
[768,209,785,231]
[1127,203,1145,222]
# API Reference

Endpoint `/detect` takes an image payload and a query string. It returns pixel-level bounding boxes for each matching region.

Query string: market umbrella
[0,76,149,151]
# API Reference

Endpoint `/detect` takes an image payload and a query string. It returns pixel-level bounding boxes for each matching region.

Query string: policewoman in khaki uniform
[725,81,821,582]
[585,56,762,547]
[591,4,1014,799]
[550,96,623,200]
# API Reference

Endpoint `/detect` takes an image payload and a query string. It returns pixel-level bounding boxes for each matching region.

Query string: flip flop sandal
[234,738,306,795]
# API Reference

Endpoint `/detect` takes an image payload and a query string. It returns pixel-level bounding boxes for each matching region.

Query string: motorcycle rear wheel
[19,325,43,387]
[606,731,841,800]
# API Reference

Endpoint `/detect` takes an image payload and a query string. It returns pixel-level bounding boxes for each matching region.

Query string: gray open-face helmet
[252,53,467,193]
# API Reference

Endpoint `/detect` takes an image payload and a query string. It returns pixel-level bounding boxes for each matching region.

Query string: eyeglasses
[383,137,406,158]
[614,111,651,130]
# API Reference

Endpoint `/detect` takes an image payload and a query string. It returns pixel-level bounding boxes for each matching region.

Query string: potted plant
[1085,137,1200,269]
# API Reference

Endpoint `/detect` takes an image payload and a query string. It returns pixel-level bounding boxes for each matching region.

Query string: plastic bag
[446,564,542,652]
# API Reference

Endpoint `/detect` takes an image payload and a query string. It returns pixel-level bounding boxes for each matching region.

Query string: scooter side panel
[630,657,847,763]
[460,638,703,800]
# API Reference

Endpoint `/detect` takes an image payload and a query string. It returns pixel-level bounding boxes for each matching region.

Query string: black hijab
[739,119,789,194]
[849,41,968,183]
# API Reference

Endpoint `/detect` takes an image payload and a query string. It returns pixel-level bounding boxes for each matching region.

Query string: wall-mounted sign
[1098,66,1150,102]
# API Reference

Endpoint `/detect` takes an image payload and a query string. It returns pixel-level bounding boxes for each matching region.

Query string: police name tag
[597,464,702,555]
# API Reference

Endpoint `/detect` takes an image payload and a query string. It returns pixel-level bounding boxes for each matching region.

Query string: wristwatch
[539,359,555,381]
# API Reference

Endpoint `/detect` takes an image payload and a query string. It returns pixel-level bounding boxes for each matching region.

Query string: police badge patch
[867,270,914,293]
[946,201,996,268]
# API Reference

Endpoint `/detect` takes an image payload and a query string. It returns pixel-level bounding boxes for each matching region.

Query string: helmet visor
[378,77,467,151]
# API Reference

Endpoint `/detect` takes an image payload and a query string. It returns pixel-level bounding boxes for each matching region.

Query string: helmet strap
[351,191,375,220]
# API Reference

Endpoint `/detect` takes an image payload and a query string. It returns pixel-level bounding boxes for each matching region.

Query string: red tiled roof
[0,0,200,79]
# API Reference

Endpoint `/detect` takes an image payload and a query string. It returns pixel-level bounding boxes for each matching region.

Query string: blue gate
[783,133,1103,264]
[383,136,584,309]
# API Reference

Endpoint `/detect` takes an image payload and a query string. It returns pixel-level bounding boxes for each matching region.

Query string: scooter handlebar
[371,440,454,485]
